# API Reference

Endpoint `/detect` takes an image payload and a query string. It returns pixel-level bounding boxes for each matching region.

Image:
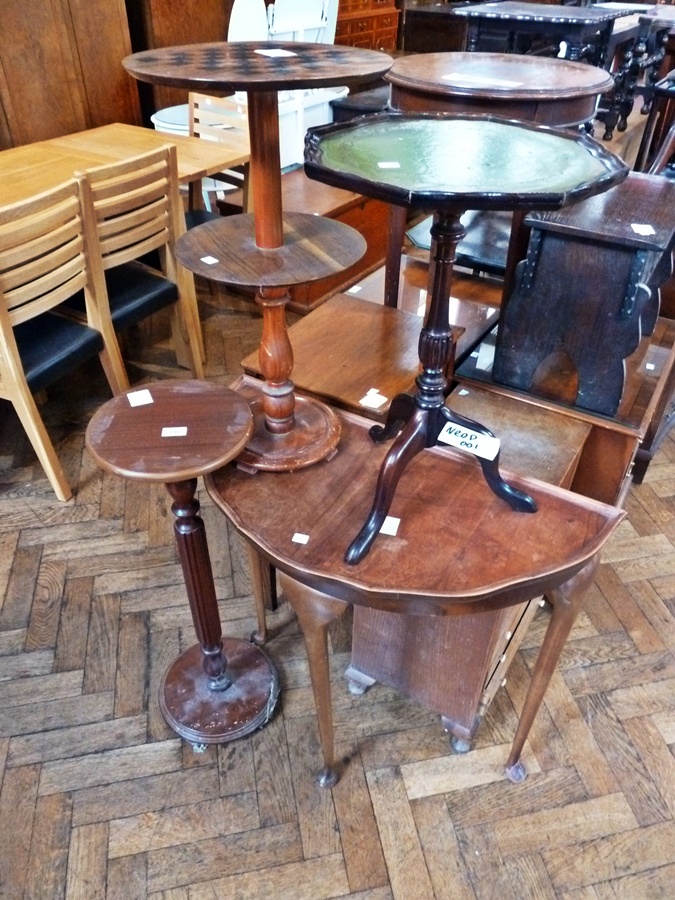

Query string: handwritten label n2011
[438,423,500,460]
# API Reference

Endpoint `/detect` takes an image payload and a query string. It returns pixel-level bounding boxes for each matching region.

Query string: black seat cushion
[61,261,179,332]
[184,209,221,230]
[16,313,104,394]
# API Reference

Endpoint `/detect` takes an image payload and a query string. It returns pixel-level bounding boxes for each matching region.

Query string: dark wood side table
[305,112,627,562]
[85,379,280,747]
[123,42,392,472]
[206,409,624,786]
[383,51,615,306]
[454,1,630,63]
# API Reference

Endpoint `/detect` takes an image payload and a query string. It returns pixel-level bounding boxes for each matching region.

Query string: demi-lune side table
[206,409,624,786]
[85,379,279,747]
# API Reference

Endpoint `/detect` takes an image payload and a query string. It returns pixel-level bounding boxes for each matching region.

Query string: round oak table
[305,112,628,563]
[123,42,392,471]
[85,379,279,746]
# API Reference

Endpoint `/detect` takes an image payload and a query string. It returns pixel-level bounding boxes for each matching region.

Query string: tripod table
[305,112,628,563]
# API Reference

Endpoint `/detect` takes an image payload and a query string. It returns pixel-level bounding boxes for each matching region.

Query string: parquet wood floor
[2,113,674,900]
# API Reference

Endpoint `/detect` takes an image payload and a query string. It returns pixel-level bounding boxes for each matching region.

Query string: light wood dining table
[0,121,250,205]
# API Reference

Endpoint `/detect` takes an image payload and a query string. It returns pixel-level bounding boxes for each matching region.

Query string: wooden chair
[188,92,251,215]
[62,145,205,377]
[0,179,128,501]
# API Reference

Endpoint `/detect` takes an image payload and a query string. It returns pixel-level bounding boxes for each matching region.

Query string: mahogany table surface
[0,123,249,207]
[175,212,366,288]
[85,380,253,484]
[206,408,623,616]
[387,52,614,104]
[123,42,393,94]
[240,293,499,419]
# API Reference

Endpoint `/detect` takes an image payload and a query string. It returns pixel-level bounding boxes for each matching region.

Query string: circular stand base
[237,393,341,471]
[159,640,279,744]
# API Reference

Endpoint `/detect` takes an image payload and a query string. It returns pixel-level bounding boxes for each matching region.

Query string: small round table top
[305,113,628,211]
[85,380,253,483]
[175,212,367,288]
[123,42,393,93]
[387,52,614,101]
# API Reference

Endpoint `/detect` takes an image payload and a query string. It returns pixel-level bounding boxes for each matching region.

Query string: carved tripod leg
[441,407,537,514]
[504,555,600,783]
[345,408,428,565]
[369,392,416,444]
[278,572,349,787]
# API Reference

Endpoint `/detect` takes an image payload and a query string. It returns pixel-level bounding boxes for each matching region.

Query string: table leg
[235,91,342,470]
[384,206,407,307]
[504,555,599,783]
[159,478,279,744]
[278,572,350,788]
[345,211,534,564]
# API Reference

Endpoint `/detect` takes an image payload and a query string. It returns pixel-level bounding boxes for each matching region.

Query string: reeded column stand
[85,380,279,746]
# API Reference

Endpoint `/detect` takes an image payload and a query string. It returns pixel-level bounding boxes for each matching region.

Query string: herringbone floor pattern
[2,277,675,899]
[2,97,675,896]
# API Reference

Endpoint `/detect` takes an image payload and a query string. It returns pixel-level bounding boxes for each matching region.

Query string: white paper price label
[256,48,297,57]
[379,516,400,536]
[127,388,153,407]
[631,223,656,236]
[161,426,188,438]
[438,423,500,460]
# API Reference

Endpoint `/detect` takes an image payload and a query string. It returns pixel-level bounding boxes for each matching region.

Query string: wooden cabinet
[400,0,469,53]
[335,0,400,52]
[0,0,141,150]
[125,0,235,114]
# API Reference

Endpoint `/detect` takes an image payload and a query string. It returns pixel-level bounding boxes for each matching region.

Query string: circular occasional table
[387,51,614,127]
[123,42,392,471]
[85,379,279,746]
[383,51,615,306]
[305,112,628,563]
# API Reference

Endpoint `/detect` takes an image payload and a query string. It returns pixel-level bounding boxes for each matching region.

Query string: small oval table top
[175,212,367,288]
[123,41,393,93]
[305,113,628,210]
[387,52,614,101]
[86,380,253,483]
